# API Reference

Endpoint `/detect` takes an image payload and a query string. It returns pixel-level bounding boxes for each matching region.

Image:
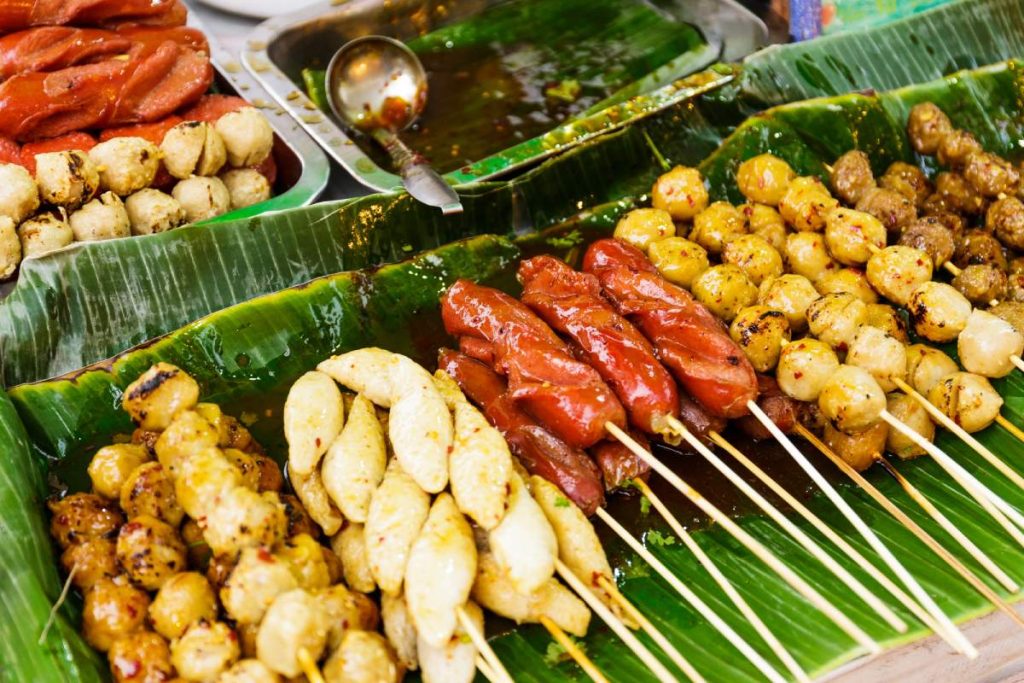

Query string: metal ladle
[326,35,463,215]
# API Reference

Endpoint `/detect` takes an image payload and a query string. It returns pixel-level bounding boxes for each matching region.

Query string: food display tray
[241,0,766,193]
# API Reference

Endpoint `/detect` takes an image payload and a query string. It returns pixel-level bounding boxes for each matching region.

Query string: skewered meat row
[0,0,187,33]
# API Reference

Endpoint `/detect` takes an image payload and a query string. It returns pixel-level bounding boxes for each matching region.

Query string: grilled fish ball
[60,537,118,590]
[736,153,795,205]
[69,191,130,241]
[954,229,1007,270]
[215,107,274,168]
[907,282,972,343]
[743,203,787,250]
[257,589,330,678]
[964,151,1020,197]
[116,514,187,590]
[729,306,790,372]
[722,234,783,285]
[125,188,185,236]
[898,216,955,267]
[758,273,819,332]
[845,325,907,392]
[203,487,287,556]
[953,263,1006,306]
[776,339,840,401]
[324,630,401,683]
[0,163,39,222]
[89,137,160,196]
[866,245,933,306]
[935,172,986,215]
[816,268,878,304]
[879,161,931,207]
[824,208,886,266]
[124,362,200,431]
[647,236,708,288]
[613,208,675,251]
[928,372,1003,433]
[784,232,836,282]
[172,176,230,223]
[907,102,952,154]
[320,583,379,649]
[120,462,183,526]
[829,150,875,205]
[651,165,708,220]
[987,196,1024,249]
[0,215,19,278]
[223,448,261,491]
[48,492,124,547]
[161,121,227,179]
[779,179,838,232]
[83,577,150,651]
[991,301,1024,334]
[692,263,757,322]
[855,187,917,236]
[34,149,99,208]
[171,620,240,682]
[937,129,983,168]
[824,420,888,471]
[906,344,959,395]
[149,572,217,640]
[277,533,331,590]
[18,210,73,258]
[818,365,886,433]
[108,630,174,683]
[88,444,151,500]
[690,201,747,255]
[864,303,909,344]
[806,292,867,351]
[886,393,934,460]
[958,309,1024,378]
[221,168,271,210]
[219,660,280,683]
[221,546,298,625]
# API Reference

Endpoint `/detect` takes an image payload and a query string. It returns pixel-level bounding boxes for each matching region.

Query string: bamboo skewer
[540,617,610,683]
[555,558,682,683]
[475,656,499,683]
[874,453,1019,593]
[604,422,879,654]
[596,575,706,683]
[297,648,326,683]
[747,402,973,656]
[596,504,798,683]
[665,416,905,632]
[800,425,1024,634]
[38,565,77,645]
[996,415,1024,444]
[457,606,515,683]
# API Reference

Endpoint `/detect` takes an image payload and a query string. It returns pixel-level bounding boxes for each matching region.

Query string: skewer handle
[540,616,610,683]
[457,606,514,683]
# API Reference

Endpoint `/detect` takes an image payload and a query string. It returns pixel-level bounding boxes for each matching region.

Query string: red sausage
[438,349,605,515]
[591,434,651,491]
[20,131,96,173]
[583,239,758,419]
[519,255,679,437]
[736,375,799,441]
[441,279,626,449]
[0,0,185,32]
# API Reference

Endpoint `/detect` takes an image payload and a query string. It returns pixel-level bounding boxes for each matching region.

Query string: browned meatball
[991,301,1024,333]
[49,493,124,548]
[824,420,888,472]
[206,553,237,592]
[60,537,119,591]
[937,129,983,168]
[116,515,187,591]
[108,630,175,683]
[879,161,932,207]
[907,102,952,155]
[1011,257,1024,274]
[82,577,150,652]
[952,263,1007,306]
[935,172,986,215]
[964,151,1020,197]
[131,428,160,458]
[280,493,318,538]
[252,454,283,492]
[120,462,184,527]
[830,150,875,205]
[919,205,965,239]
[1005,272,1024,303]
[855,187,917,236]
[954,230,1008,270]
[987,196,1024,249]
[798,401,829,435]
[898,216,956,267]
[322,546,343,585]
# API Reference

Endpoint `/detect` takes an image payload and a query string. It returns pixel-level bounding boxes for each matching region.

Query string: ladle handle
[372,129,463,215]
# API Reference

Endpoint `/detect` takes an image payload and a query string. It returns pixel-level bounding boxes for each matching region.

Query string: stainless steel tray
[241,0,766,193]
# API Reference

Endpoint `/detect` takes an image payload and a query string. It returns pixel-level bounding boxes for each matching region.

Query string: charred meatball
[952,263,1007,306]
[987,196,1024,250]
[898,216,955,267]
[855,187,916,236]
[954,229,1007,270]
[829,150,875,205]
[937,129,983,168]
[964,151,1020,197]
[879,161,931,207]
[906,103,952,155]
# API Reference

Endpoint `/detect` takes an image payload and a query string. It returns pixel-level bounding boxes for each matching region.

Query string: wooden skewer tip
[539,616,610,683]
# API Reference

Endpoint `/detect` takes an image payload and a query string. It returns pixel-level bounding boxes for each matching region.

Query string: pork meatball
[824,420,888,471]
[886,393,935,460]
[866,245,933,306]
[221,168,271,210]
[613,208,675,252]
[855,187,916,236]
[82,577,150,651]
[171,620,240,682]
[779,178,838,232]
[691,263,757,322]
[898,216,955,267]
[806,292,867,352]
[125,188,185,235]
[0,163,39,223]
[879,161,931,207]
[69,191,130,241]
[964,151,1019,197]
[722,234,783,285]
[116,514,187,590]
[742,203,787,250]
[88,137,160,196]
[937,129,983,168]
[952,263,1006,306]
[0,215,20,278]
[172,176,231,223]
[758,273,819,332]
[958,309,1024,378]
[954,229,1007,270]
[651,166,708,221]
[108,630,174,683]
[736,153,795,206]
[729,305,791,372]
[150,572,218,640]
[906,344,959,395]
[783,231,837,283]
[991,301,1024,335]
[907,282,972,343]
[845,325,907,392]
[123,362,200,431]
[906,102,952,155]
[120,462,183,526]
[829,150,875,205]
[88,443,152,500]
[818,365,886,433]
[815,268,878,304]
[60,537,118,591]
[935,172,986,216]
[18,210,73,257]
[776,338,841,402]
[928,372,1003,433]
[987,196,1024,250]
[34,149,99,208]
[48,492,124,547]
[824,208,886,266]
[690,201,747,255]
[160,120,227,179]
[215,107,274,168]
[647,236,708,288]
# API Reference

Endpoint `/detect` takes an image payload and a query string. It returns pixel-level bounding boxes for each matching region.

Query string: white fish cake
[283,370,344,476]
[473,549,590,637]
[404,493,477,648]
[435,371,512,530]
[488,473,557,594]
[320,348,451,493]
[322,393,387,522]
[291,468,343,536]
[323,629,401,683]
[418,600,481,683]
[364,459,430,595]
[382,591,419,671]
[256,588,330,678]
[330,523,376,594]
